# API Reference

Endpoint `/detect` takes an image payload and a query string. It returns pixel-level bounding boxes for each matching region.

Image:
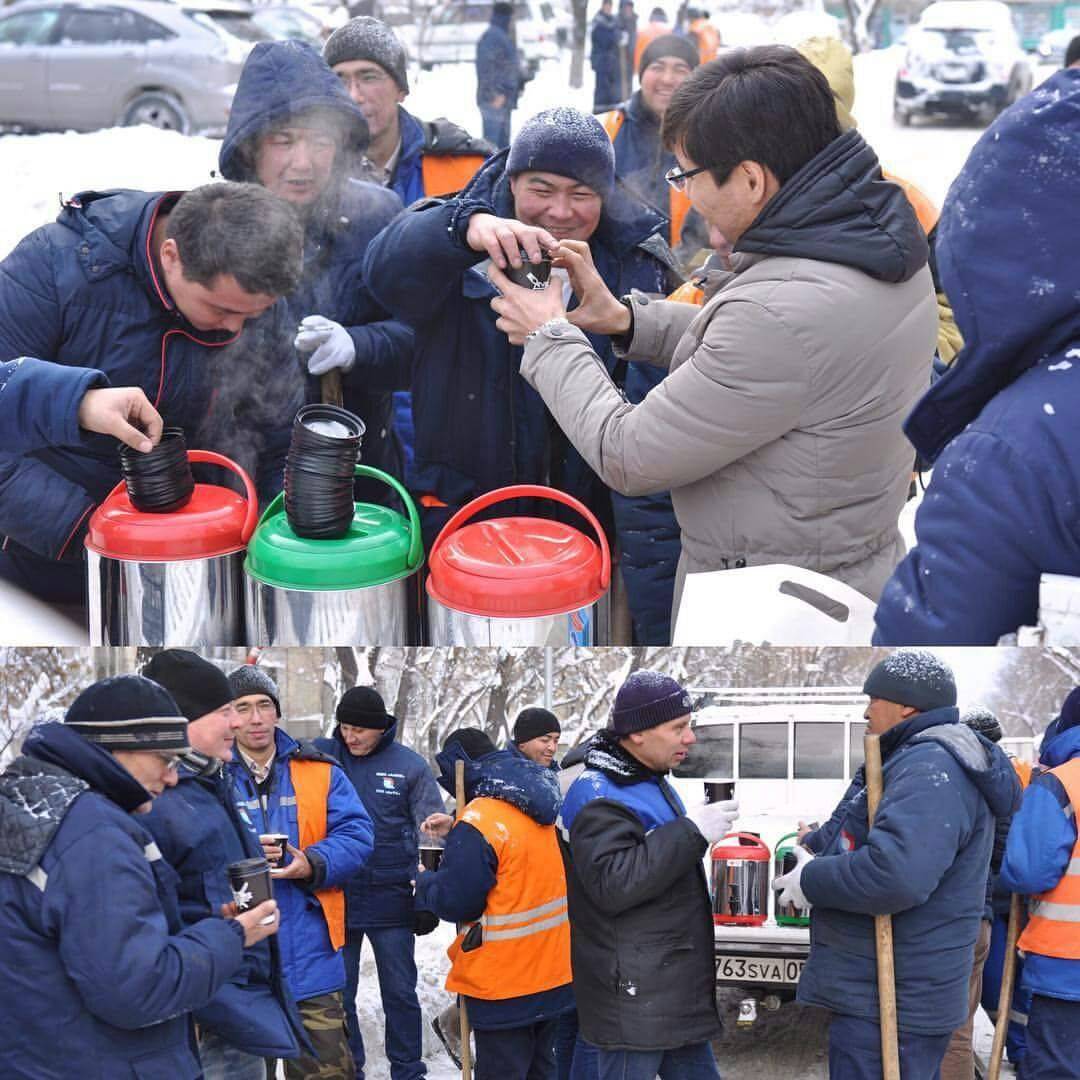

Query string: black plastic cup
[259,833,289,867]
[118,427,194,513]
[228,857,275,923]
[283,405,365,540]
[419,846,444,872]
[504,250,552,291]
[704,781,735,803]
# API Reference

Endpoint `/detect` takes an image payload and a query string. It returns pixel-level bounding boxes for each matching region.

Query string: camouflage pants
[284,991,357,1080]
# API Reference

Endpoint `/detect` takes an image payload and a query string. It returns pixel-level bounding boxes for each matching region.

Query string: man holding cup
[314,685,446,1080]
[227,664,375,1080]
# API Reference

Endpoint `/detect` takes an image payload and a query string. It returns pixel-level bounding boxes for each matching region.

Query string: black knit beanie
[141,650,234,722]
[513,707,561,745]
[227,665,281,717]
[324,17,409,93]
[611,670,694,735]
[863,651,957,713]
[336,686,392,730]
[638,33,700,78]
[65,675,189,753]
[442,728,497,760]
[961,705,1002,743]
[506,107,615,198]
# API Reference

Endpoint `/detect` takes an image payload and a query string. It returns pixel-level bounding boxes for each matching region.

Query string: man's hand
[554,240,630,337]
[77,387,163,452]
[772,845,814,909]
[685,799,739,845]
[294,316,356,376]
[420,812,455,839]
[232,900,279,946]
[270,843,313,880]
[491,94,507,108]
[488,262,567,346]
[465,213,556,270]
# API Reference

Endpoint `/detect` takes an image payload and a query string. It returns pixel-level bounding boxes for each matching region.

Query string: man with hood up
[779,651,1023,1077]
[414,729,573,1079]
[874,68,1080,644]
[313,685,445,1079]
[211,40,414,505]
[999,686,1080,1078]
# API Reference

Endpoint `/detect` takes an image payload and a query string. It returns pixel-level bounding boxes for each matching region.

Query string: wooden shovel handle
[320,369,343,408]
[987,893,1021,1080]
[454,758,473,1080]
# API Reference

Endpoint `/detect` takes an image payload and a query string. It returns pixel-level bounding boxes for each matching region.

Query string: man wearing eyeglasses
[142,650,310,1080]
[490,45,938,631]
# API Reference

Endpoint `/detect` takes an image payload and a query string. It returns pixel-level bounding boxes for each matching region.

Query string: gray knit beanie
[324,17,409,93]
[227,665,281,717]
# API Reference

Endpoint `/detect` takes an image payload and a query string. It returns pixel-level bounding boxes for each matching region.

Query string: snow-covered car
[1035,25,1076,66]
[415,0,560,74]
[893,0,1033,125]
[251,3,328,44]
[0,0,255,133]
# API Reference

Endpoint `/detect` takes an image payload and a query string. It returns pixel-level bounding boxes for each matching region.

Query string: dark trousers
[593,1041,720,1079]
[343,926,425,1080]
[479,105,512,149]
[1021,994,1080,1079]
[828,1014,951,1080]
[474,1019,558,1080]
[981,910,1030,1065]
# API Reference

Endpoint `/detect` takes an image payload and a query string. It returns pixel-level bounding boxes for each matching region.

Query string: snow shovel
[321,369,343,408]
[864,732,901,1080]
[987,893,1022,1080]
[455,758,474,1080]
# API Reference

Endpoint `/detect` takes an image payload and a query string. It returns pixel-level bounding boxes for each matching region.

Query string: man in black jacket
[556,670,737,1078]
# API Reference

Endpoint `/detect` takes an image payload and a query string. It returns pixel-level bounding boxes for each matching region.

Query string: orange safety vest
[882,169,939,236]
[1013,757,1034,790]
[1016,756,1080,960]
[446,797,571,1001]
[688,18,720,63]
[633,21,670,71]
[600,109,691,249]
[421,154,488,199]
[291,758,347,952]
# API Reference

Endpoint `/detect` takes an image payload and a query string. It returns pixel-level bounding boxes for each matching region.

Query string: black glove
[413,909,440,936]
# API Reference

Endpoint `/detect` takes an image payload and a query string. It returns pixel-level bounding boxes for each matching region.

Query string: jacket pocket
[130,1045,198,1080]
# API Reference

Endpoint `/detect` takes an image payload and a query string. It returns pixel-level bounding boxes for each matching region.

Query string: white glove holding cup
[294,316,356,376]
[772,844,815,909]
[685,799,739,845]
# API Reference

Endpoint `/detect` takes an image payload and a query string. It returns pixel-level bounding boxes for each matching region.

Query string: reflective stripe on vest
[421,154,487,199]
[1017,757,1080,960]
[599,109,691,248]
[446,796,571,1001]
[290,757,347,952]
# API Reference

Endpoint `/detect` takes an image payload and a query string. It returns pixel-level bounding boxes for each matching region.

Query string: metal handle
[187,450,258,543]
[429,483,611,589]
[354,464,423,570]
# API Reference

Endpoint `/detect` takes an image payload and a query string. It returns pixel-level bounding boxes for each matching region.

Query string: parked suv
[0,0,259,134]
[894,0,1032,125]
[415,0,561,75]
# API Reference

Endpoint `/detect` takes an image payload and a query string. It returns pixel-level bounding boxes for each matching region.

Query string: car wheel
[122,92,189,134]
[420,61,433,70]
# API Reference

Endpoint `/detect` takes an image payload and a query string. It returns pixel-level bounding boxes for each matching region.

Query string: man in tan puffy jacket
[488,45,937,623]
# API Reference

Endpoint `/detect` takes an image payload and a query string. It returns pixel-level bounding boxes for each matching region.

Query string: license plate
[715,955,805,984]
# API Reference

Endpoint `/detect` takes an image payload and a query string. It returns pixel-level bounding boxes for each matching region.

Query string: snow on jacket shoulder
[229,727,373,1003]
[315,723,443,929]
[875,70,1080,644]
[0,724,245,1079]
[797,708,1022,1034]
[557,731,719,1051]
[520,129,937,612]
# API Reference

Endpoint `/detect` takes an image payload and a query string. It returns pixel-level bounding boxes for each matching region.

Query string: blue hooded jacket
[0,189,236,601]
[216,41,414,505]
[1001,698,1080,1002]
[228,727,373,1002]
[362,147,682,638]
[413,746,572,1029]
[142,753,307,1058]
[798,708,1023,1034]
[476,10,520,109]
[315,720,444,929]
[874,70,1080,644]
[0,723,245,1079]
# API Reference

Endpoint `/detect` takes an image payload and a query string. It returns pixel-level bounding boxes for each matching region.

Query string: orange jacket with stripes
[292,758,347,952]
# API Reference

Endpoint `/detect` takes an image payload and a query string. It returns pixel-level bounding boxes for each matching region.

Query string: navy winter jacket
[874,70,1080,644]
[590,12,623,109]
[216,41,413,505]
[0,723,245,1079]
[413,745,573,1030]
[475,13,520,109]
[142,756,307,1058]
[1001,715,1080,1003]
[315,721,444,929]
[798,708,1022,1034]
[362,149,681,637]
[0,189,235,600]
[228,728,373,1001]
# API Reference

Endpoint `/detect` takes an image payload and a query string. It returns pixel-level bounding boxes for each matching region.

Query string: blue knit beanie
[506,107,615,198]
[863,650,956,713]
[611,670,694,735]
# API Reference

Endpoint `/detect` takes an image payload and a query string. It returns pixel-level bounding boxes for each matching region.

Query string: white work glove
[772,844,814,910]
[294,316,356,376]
[685,799,739,845]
